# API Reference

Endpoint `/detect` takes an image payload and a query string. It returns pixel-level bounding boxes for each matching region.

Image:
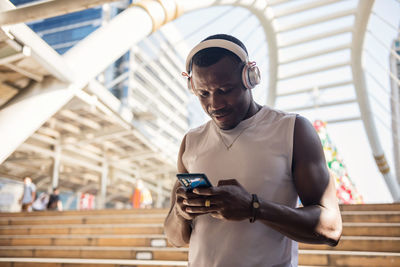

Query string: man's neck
[244,101,262,120]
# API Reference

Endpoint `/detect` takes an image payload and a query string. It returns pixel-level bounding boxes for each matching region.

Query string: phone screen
[176,173,212,192]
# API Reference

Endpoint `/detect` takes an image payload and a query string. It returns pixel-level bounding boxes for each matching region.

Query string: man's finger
[186,206,219,214]
[176,189,201,199]
[183,197,217,207]
[192,187,218,196]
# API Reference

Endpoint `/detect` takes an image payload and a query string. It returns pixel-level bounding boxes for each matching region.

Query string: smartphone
[176,173,212,192]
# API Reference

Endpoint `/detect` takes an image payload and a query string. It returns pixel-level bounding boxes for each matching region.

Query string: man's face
[191,56,251,130]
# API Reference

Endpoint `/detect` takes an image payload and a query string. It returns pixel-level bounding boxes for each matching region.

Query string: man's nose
[209,94,225,110]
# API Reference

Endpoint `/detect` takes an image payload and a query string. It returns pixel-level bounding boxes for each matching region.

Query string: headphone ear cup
[248,65,261,88]
[242,62,260,89]
[241,64,250,89]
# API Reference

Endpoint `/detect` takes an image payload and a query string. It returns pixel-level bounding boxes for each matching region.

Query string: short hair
[191,34,248,69]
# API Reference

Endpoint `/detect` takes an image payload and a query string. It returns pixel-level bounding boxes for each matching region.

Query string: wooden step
[298,250,400,266]
[0,246,188,261]
[0,234,171,247]
[1,222,397,238]
[340,203,400,212]
[342,222,400,237]
[0,202,397,218]
[341,211,400,223]
[2,211,398,226]
[2,234,399,253]
[0,209,169,217]
[0,223,164,235]
[0,214,166,226]
[0,258,187,267]
[1,247,399,266]
[299,236,400,252]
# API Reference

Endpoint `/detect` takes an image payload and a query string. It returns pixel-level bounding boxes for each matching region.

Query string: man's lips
[212,112,231,121]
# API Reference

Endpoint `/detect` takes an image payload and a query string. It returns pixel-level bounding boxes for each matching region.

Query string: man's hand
[175,186,208,220]
[184,179,253,221]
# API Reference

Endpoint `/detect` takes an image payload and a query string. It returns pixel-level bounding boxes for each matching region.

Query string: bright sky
[171,0,400,203]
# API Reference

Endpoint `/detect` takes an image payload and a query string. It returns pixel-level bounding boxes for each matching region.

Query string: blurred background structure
[0,0,399,212]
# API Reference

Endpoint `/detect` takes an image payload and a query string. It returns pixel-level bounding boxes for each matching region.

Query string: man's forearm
[257,200,342,246]
[164,205,192,247]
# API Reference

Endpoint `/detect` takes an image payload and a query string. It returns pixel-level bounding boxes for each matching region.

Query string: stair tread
[341,211,400,215]
[0,234,398,240]
[0,234,166,238]
[298,249,400,256]
[0,245,188,251]
[1,246,400,256]
[0,257,187,266]
[0,223,163,229]
[0,214,167,221]
[0,209,169,217]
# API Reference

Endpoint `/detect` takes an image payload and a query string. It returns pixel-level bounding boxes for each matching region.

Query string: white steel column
[351,0,400,201]
[390,41,400,185]
[51,141,61,189]
[97,158,109,209]
[156,175,165,208]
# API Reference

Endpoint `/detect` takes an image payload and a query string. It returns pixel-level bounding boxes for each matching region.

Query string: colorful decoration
[313,120,363,204]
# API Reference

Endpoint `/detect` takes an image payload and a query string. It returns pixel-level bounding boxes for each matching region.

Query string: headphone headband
[185,39,249,73]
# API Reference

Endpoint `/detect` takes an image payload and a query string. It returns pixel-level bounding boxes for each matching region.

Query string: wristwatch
[249,194,260,223]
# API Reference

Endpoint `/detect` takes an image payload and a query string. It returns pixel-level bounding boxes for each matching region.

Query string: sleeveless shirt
[182,106,298,267]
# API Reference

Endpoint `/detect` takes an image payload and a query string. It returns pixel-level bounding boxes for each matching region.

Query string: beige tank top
[182,106,298,267]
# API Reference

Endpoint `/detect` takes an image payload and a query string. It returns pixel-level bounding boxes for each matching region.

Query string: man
[47,187,63,211]
[164,34,342,266]
[20,177,36,212]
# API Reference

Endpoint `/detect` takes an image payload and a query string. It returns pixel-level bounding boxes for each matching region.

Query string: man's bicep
[177,135,188,174]
[292,116,332,207]
[168,135,188,212]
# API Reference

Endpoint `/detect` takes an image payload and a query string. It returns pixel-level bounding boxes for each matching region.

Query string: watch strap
[249,194,260,223]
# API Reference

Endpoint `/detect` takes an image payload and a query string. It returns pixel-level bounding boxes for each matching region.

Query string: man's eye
[220,88,233,94]
[198,91,209,97]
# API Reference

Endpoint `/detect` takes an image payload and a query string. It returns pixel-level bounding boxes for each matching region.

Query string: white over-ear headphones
[182,39,261,90]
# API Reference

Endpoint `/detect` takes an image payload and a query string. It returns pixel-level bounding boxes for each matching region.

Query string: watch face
[253,202,260,208]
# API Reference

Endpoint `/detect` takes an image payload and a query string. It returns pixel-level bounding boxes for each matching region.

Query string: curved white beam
[351,0,400,201]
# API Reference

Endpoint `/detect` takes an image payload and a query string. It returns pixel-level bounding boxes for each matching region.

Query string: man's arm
[163,135,193,247]
[255,115,342,245]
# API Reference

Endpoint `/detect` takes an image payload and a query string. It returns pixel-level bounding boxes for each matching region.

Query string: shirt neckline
[214,105,267,134]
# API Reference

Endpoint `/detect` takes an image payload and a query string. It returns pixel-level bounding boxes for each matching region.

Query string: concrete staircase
[0,204,399,266]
